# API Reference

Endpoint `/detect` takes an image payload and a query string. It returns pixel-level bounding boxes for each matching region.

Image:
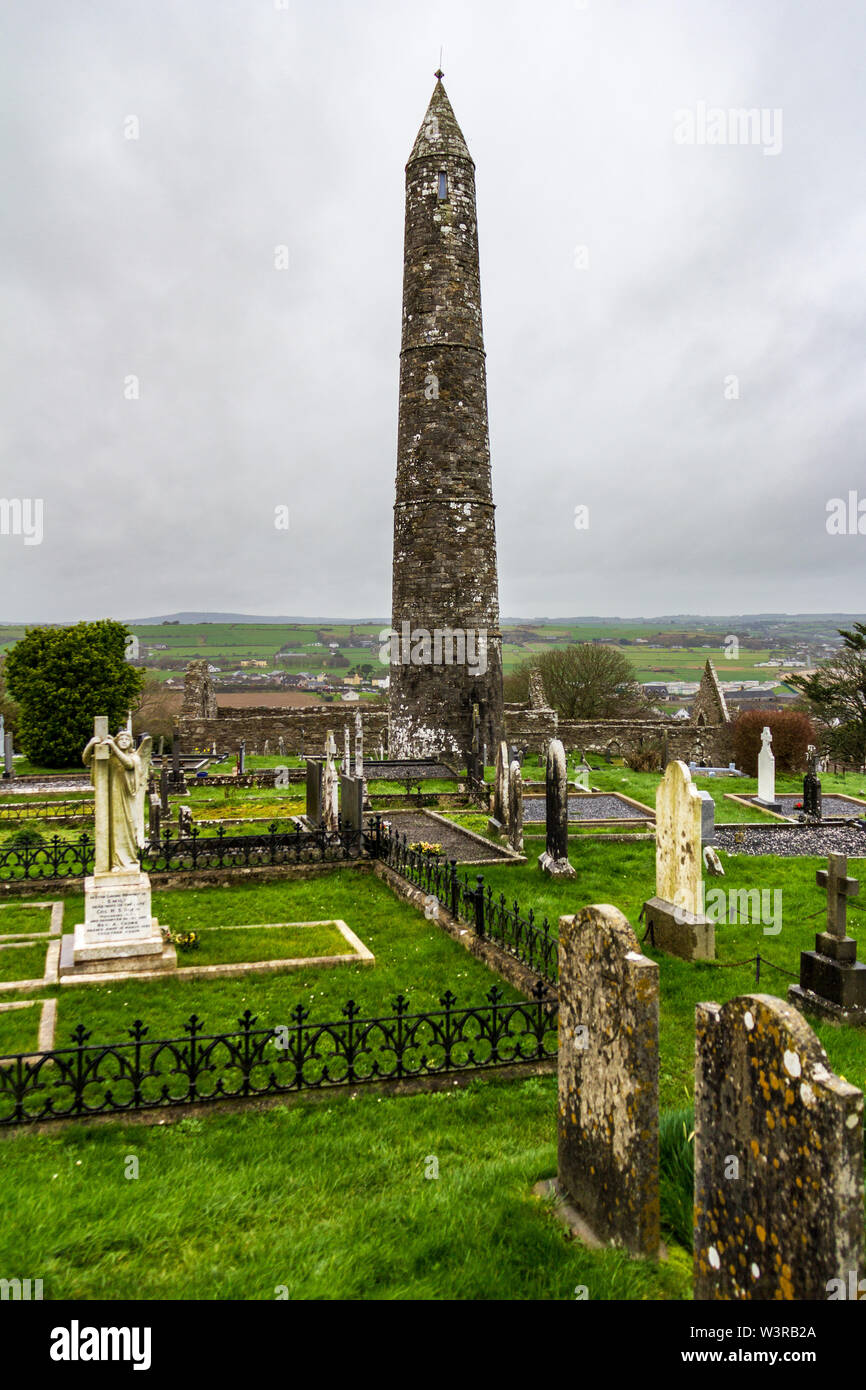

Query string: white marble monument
[755,725,781,810]
[61,717,176,979]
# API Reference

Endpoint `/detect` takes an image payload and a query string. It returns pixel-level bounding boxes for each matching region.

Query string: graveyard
[3,718,866,1303]
[3,6,866,1341]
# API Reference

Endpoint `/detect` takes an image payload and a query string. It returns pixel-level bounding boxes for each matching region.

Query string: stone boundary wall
[503,713,733,766]
[179,706,389,753]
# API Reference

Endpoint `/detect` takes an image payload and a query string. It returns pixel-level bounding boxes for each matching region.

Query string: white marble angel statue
[82,725,152,871]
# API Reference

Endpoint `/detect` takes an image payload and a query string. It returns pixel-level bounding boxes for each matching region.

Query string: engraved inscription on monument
[85,888,153,941]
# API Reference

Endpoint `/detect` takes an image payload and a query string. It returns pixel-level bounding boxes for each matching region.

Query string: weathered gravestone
[557,905,660,1257]
[344,725,351,771]
[147,794,161,841]
[695,993,863,1299]
[539,739,575,878]
[755,726,781,812]
[168,730,186,793]
[305,758,323,825]
[697,789,715,845]
[321,732,339,831]
[488,739,509,838]
[492,740,509,822]
[2,731,13,779]
[340,773,364,841]
[263,739,270,756]
[177,804,193,837]
[507,759,523,854]
[238,740,246,775]
[354,710,364,777]
[277,736,285,756]
[642,760,714,961]
[802,744,822,819]
[789,853,866,1025]
[466,703,482,785]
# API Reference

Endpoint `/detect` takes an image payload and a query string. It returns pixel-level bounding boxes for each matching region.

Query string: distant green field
[0,616,843,693]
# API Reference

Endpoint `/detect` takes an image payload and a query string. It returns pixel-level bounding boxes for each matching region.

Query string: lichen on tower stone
[388,74,504,763]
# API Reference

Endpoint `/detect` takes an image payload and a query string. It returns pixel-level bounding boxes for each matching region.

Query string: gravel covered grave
[715,822,866,857]
[771,794,866,818]
[523,793,653,823]
[380,810,516,862]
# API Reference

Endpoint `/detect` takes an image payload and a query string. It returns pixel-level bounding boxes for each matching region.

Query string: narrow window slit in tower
[438,171,447,201]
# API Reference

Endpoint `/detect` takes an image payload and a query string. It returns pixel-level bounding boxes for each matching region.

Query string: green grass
[176,922,353,968]
[0,1074,692,1300]
[0,903,52,936]
[0,872,519,1054]
[0,942,47,982]
[0,1005,40,1054]
[472,836,866,1107]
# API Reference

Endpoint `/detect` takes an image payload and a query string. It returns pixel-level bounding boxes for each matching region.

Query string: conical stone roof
[407,79,473,166]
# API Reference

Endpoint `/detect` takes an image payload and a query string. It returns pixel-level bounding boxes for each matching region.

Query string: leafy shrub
[625,741,665,773]
[731,708,816,776]
[7,826,45,850]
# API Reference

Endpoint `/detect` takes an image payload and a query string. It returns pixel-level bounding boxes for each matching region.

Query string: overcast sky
[1,0,865,623]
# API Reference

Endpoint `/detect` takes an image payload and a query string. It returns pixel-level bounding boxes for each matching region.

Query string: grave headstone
[803,744,822,818]
[466,703,482,784]
[354,710,364,777]
[147,794,161,842]
[493,740,509,821]
[695,993,863,1299]
[538,738,575,878]
[340,773,364,838]
[305,759,323,825]
[2,732,13,779]
[557,905,660,1257]
[789,853,866,1024]
[263,739,270,755]
[238,740,246,775]
[277,736,285,756]
[507,759,523,854]
[177,804,193,837]
[159,764,169,815]
[321,732,339,831]
[642,760,714,961]
[344,725,351,771]
[755,726,782,811]
[697,789,715,845]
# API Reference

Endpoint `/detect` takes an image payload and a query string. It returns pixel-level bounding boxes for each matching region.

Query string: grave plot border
[0,900,63,941]
[58,918,375,988]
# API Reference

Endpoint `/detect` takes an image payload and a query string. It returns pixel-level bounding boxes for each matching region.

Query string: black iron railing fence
[0,823,365,881]
[0,798,94,822]
[376,821,559,985]
[0,988,558,1126]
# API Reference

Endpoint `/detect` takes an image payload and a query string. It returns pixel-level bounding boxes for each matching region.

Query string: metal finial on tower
[435,46,444,81]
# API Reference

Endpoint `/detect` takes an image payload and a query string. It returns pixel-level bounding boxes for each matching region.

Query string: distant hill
[127,613,388,625]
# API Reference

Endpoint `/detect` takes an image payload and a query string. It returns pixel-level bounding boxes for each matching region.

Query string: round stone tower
[388,73,504,764]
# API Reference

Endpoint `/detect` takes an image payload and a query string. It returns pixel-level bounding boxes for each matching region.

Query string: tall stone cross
[354,710,363,777]
[90,716,111,875]
[817,853,859,941]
